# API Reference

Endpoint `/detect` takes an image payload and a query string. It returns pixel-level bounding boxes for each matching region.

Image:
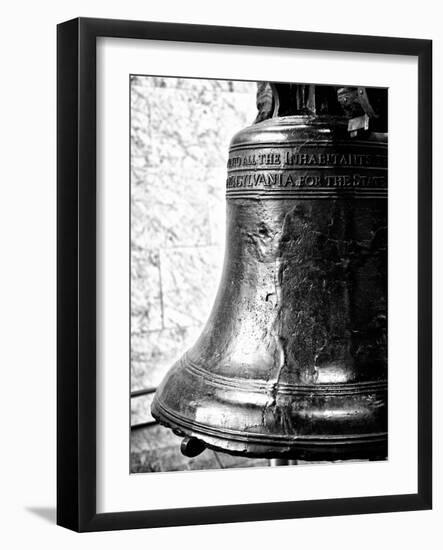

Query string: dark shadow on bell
[26,506,56,524]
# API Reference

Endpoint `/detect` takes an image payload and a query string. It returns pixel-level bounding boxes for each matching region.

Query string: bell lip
[151,353,388,461]
[151,398,388,461]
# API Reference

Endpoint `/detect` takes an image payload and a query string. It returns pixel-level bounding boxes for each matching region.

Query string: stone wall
[130,76,258,427]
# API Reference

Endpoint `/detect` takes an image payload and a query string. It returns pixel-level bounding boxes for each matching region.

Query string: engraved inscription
[227,149,387,170]
[226,145,387,195]
[226,172,387,190]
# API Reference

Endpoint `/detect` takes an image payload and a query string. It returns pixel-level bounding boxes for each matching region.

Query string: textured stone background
[130,76,268,472]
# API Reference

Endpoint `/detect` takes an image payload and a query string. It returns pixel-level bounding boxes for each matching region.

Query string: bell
[152,83,387,461]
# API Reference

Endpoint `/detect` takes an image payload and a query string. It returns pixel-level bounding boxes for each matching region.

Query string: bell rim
[151,397,388,461]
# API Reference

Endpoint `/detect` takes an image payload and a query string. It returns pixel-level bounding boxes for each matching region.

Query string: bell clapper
[180,437,206,458]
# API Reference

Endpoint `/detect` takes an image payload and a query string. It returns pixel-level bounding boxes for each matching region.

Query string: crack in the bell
[262,255,287,425]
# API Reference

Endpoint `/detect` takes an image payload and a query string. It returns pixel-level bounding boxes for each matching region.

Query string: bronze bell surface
[151,84,388,461]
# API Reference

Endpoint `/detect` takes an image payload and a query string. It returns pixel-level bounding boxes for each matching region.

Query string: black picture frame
[57,17,432,532]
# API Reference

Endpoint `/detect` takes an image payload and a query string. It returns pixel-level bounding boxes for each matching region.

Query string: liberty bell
[152,83,388,461]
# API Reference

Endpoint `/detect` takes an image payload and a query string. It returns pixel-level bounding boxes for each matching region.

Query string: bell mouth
[152,397,387,462]
[152,402,388,461]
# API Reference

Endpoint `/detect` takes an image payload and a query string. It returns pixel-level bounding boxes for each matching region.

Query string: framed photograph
[57,17,432,532]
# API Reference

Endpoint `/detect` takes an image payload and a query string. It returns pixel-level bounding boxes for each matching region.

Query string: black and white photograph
[54,15,432,534]
[0,0,438,544]
[130,76,388,474]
